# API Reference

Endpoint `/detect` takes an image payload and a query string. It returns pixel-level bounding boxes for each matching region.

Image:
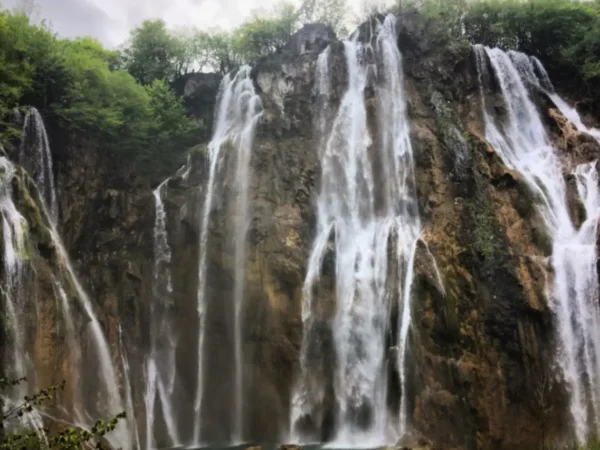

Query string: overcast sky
[1,0,297,47]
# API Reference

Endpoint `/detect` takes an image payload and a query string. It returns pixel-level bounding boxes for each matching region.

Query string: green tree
[233,2,299,62]
[298,0,348,36]
[140,79,199,173]
[207,31,241,73]
[0,11,36,141]
[122,19,181,85]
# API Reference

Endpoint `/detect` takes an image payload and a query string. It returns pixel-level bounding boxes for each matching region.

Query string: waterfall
[20,108,130,447]
[291,15,420,446]
[1,156,31,392]
[146,179,180,449]
[0,158,55,447]
[192,66,263,445]
[120,326,141,450]
[549,95,600,143]
[1,135,129,446]
[53,279,85,422]
[46,202,129,447]
[17,106,128,445]
[19,107,58,220]
[290,46,333,445]
[507,51,600,143]
[474,44,600,443]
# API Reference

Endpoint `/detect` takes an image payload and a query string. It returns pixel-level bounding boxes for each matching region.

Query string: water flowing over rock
[145,179,180,449]
[475,44,600,444]
[193,65,263,445]
[1,115,130,448]
[4,11,600,450]
[507,50,600,143]
[19,107,58,220]
[291,15,421,446]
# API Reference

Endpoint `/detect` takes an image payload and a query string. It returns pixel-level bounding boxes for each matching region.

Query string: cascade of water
[19,107,58,220]
[508,51,600,143]
[422,241,445,297]
[17,107,129,446]
[53,279,85,422]
[474,44,600,443]
[2,120,128,445]
[146,179,180,449]
[549,95,600,143]
[291,15,420,446]
[192,67,263,445]
[0,157,52,446]
[376,18,422,440]
[44,206,128,447]
[0,156,30,390]
[119,326,141,450]
[289,46,333,445]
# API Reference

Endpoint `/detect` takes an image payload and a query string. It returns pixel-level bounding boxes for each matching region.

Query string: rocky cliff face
[3,10,600,450]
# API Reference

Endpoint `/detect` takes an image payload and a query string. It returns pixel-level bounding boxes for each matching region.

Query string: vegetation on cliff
[2,0,597,168]
[0,9,196,171]
[0,0,347,173]
[0,378,124,449]
[399,0,600,113]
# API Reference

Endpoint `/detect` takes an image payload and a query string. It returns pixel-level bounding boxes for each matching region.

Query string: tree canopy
[0,9,198,174]
[392,0,600,112]
[2,0,600,173]
[120,0,349,84]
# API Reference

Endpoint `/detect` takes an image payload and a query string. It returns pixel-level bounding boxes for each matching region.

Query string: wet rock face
[11,13,600,450]
[173,72,222,138]
[290,23,336,55]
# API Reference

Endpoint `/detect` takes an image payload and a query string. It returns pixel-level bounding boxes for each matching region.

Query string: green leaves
[1,378,125,449]
[122,19,181,86]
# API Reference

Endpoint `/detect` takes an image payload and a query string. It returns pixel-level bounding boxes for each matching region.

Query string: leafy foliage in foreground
[0,378,124,450]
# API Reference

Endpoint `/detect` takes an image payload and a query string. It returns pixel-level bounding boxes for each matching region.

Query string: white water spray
[474,44,600,443]
[192,66,263,445]
[291,15,420,446]
[508,51,600,143]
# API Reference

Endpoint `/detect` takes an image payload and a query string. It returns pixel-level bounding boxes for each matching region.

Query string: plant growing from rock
[0,377,125,450]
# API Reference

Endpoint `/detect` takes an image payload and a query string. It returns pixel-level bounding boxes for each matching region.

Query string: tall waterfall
[474,44,600,443]
[46,184,130,448]
[1,156,31,391]
[146,179,180,449]
[1,110,130,447]
[291,15,420,446]
[19,107,58,220]
[192,66,263,444]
